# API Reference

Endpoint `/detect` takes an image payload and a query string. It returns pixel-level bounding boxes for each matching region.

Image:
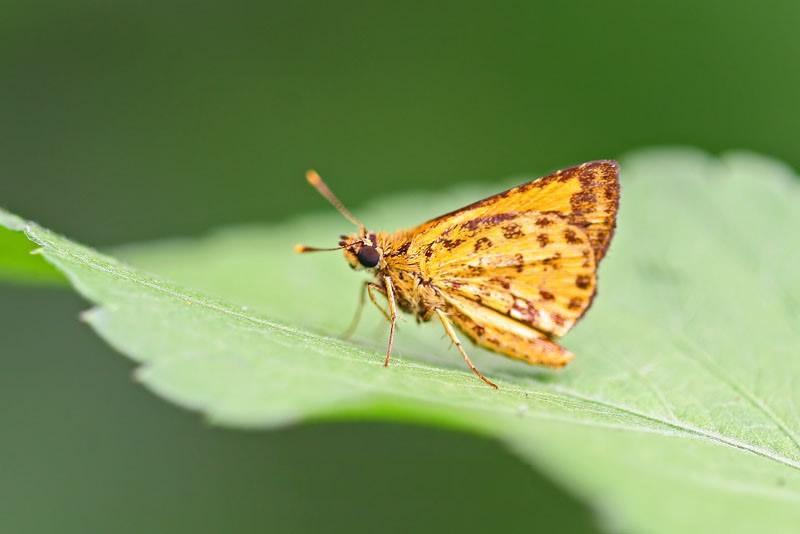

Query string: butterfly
[296,161,620,388]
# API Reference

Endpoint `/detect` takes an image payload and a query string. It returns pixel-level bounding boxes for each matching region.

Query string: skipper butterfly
[296,161,620,388]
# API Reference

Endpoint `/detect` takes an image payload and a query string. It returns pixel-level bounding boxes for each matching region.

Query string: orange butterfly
[296,161,620,388]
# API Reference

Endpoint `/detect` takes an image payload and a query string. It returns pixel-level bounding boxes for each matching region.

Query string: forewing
[418,211,597,338]
[414,160,619,261]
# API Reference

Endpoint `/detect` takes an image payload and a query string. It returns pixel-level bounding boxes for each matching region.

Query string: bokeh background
[2,1,799,532]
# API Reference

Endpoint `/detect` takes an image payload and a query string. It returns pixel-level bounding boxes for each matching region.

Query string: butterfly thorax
[381,230,446,321]
[340,229,445,321]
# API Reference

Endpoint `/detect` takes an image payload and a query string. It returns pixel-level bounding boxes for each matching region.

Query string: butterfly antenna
[305,170,366,232]
[294,244,344,254]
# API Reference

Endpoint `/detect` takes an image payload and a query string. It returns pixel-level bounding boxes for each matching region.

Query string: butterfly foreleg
[434,309,498,389]
[366,282,392,322]
[383,275,398,368]
[342,280,393,340]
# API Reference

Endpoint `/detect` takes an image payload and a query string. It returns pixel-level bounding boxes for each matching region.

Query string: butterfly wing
[443,292,573,367]
[418,211,597,338]
[382,161,618,367]
[414,160,619,261]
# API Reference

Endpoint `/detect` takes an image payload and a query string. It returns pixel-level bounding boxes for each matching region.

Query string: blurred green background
[2,1,799,532]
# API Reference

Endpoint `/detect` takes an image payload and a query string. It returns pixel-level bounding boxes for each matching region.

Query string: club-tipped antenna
[294,243,345,254]
[306,170,365,232]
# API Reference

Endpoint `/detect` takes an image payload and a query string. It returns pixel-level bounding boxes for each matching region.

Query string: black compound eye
[356,246,380,268]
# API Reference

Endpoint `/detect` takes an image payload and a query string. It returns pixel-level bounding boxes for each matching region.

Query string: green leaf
[2,148,800,533]
[0,210,65,286]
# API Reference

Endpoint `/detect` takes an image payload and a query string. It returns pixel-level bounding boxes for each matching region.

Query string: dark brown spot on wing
[567,213,588,229]
[511,298,540,324]
[576,275,591,289]
[440,238,464,250]
[502,222,523,239]
[556,168,575,184]
[539,290,555,300]
[564,228,583,244]
[512,253,524,273]
[570,189,597,214]
[463,212,518,232]
[581,249,591,268]
[474,236,493,252]
[542,252,562,270]
[467,264,485,275]
[489,276,511,290]
[535,216,553,227]
[537,233,550,248]
[568,297,583,310]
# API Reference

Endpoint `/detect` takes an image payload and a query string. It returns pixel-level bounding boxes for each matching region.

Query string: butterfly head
[295,169,383,271]
[339,232,383,271]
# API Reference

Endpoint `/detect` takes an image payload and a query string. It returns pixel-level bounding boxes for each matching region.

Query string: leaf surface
[2,149,800,533]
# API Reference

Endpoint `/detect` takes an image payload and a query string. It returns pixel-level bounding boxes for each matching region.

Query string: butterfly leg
[342,281,390,339]
[383,275,398,367]
[434,309,498,389]
[341,281,368,339]
[367,283,392,322]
